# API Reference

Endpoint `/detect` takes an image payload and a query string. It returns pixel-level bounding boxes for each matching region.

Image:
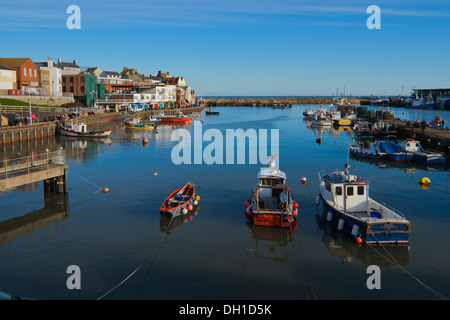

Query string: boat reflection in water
[159,205,200,234]
[349,152,449,173]
[315,212,410,267]
[0,193,70,251]
[246,223,293,263]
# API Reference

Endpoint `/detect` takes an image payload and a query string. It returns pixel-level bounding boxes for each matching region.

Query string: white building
[36,58,62,96]
[0,65,17,94]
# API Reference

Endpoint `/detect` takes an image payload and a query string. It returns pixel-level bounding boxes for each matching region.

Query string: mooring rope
[364,232,448,300]
[97,215,174,300]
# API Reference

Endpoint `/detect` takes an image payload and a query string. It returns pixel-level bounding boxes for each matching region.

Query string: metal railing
[0,150,66,179]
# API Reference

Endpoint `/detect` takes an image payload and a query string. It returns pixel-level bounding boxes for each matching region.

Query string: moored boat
[303,107,314,117]
[318,165,411,244]
[205,109,220,115]
[398,139,447,164]
[159,182,198,218]
[376,140,413,162]
[244,155,298,228]
[124,116,159,130]
[349,144,386,160]
[58,122,112,138]
[157,112,192,123]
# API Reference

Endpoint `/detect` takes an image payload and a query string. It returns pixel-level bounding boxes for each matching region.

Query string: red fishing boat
[157,112,192,123]
[245,155,298,228]
[159,182,197,217]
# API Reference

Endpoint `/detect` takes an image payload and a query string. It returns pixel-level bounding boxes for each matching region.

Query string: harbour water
[0,105,449,300]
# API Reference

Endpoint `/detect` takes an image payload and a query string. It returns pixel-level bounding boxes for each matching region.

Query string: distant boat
[310,106,332,127]
[58,122,112,138]
[376,141,413,162]
[303,107,314,117]
[435,96,450,110]
[398,139,447,164]
[159,182,196,218]
[349,144,386,160]
[205,109,220,115]
[244,155,298,228]
[318,165,411,244]
[157,112,192,123]
[423,93,435,109]
[330,109,352,126]
[124,116,159,130]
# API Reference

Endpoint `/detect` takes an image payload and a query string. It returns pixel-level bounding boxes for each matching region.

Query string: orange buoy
[103,188,109,193]
[356,237,362,244]
[293,202,299,208]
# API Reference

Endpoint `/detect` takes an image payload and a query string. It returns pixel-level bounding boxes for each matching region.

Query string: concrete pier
[0,150,68,193]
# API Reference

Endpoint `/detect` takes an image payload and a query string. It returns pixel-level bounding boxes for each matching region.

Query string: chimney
[57,58,61,64]
[73,59,78,65]
[123,67,127,70]
[48,57,53,67]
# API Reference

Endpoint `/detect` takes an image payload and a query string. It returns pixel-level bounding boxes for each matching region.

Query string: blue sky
[1,0,449,96]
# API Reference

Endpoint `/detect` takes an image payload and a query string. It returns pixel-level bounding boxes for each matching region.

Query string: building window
[34,69,37,78]
[23,68,27,76]
[80,86,85,94]
[29,69,32,77]
[80,77,84,83]
[70,77,74,83]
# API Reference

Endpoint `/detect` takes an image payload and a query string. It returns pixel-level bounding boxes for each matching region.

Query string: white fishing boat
[58,122,112,138]
[318,165,411,244]
[330,108,352,126]
[303,107,314,117]
[398,139,447,164]
[310,106,332,127]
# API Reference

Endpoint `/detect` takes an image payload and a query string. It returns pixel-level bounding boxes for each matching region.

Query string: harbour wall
[206,97,361,107]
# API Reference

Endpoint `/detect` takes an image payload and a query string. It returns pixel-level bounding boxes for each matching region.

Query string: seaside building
[62,74,98,107]
[35,58,63,97]
[57,59,81,75]
[0,57,40,92]
[0,64,17,95]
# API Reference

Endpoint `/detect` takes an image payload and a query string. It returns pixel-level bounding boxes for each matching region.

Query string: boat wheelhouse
[245,156,298,228]
[398,139,447,164]
[318,166,411,244]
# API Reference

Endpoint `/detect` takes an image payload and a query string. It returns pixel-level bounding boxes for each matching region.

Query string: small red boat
[160,182,196,217]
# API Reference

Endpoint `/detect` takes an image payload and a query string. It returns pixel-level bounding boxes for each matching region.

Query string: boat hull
[319,194,410,244]
[246,210,297,228]
[59,127,112,138]
[159,183,196,218]
[159,117,192,123]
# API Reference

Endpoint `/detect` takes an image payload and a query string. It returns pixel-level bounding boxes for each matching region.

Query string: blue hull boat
[376,141,413,162]
[349,144,386,160]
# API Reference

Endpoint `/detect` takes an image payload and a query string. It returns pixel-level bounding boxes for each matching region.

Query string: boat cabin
[66,122,87,133]
[254,164,290,211]
[323,171,369,213]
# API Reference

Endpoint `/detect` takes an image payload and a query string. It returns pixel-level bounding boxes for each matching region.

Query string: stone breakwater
[206,97,361,107]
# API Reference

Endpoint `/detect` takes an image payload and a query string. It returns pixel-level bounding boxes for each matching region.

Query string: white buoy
[182,208,188,215]
[315,195,321,206]
[193,200,198,205]
[327,211,333,222]
[338,219,345,231]
[351,224,359,236]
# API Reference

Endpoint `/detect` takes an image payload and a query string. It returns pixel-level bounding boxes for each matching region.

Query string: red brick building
[0,57,40,90]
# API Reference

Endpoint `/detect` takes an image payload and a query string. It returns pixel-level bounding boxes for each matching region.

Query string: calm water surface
[0,105,449,300]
